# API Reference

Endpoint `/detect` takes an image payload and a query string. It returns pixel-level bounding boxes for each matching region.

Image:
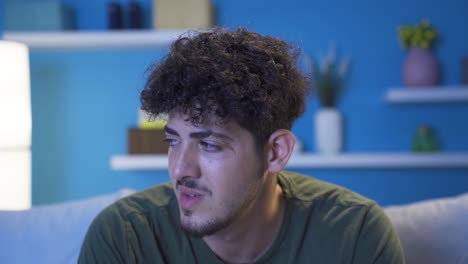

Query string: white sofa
[0,189,467,264]
[0,189,135,264]
[384,192,468,264]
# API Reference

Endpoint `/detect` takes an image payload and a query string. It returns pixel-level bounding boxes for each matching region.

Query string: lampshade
[0,41,31,148]
[0,41,32,210]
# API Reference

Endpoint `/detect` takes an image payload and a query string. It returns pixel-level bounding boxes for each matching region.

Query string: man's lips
[177,185,206,209]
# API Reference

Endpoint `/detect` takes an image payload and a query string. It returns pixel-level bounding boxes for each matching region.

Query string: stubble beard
[180,164,266,238]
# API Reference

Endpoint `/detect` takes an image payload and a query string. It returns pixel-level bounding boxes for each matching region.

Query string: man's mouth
[177,185,206,210]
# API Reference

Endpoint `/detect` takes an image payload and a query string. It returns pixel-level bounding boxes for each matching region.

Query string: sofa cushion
[384,192,468,264]
[0,189,135,264]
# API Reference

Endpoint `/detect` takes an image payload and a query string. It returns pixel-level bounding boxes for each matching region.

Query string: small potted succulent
[398,19,439,87]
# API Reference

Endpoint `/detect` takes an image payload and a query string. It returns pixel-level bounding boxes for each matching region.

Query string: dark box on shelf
[128,128,168,154]
[463,57,468,85]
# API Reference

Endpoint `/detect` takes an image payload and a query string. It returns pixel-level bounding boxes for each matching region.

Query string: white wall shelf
[385,86,468,103]
[110,152,468,170]
[2,29,194,49]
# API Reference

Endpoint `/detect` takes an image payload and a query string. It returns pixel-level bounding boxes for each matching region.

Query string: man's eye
[163,138,178,146]
[199,141,222,152]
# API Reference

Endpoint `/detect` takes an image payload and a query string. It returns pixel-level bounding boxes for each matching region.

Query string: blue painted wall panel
[28,0,468,205]
[0,0,4,35]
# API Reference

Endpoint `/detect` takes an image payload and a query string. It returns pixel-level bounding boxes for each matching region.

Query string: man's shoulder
[97,182,176,223]
[79,183,179,263]
[278,171,405,262]
[279,170,375,209]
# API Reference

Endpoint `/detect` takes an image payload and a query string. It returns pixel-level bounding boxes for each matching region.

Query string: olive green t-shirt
[79,171,404,263]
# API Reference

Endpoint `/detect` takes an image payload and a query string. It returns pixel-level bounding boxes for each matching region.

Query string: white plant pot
[314,108,343,155]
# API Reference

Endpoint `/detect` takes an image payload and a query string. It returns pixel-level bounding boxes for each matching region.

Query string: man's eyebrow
[164,125,232,141]
[189,130,233,141]
[164,125,179,136]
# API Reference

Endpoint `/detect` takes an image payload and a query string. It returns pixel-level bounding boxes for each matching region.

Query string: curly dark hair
[141,27,310,145]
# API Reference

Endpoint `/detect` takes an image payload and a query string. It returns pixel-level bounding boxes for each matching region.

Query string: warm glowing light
[0,41,31,210]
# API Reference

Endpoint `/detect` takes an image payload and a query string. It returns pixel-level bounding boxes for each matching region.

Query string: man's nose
[170,145,201,181]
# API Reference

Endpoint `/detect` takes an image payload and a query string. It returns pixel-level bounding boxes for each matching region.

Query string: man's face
[164,112,266,237]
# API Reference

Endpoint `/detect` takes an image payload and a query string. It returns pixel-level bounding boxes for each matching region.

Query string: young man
[79,28,404,263]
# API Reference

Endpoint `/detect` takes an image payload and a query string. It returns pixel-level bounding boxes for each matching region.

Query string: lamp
[0,41,31,210]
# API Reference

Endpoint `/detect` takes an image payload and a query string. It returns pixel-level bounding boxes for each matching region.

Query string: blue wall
[0,0,4,36]
[23,0,468,206]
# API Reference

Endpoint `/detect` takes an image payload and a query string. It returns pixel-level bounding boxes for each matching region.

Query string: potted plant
[303,49,350,155]
[312,53,349,108]
[398,19,439,87]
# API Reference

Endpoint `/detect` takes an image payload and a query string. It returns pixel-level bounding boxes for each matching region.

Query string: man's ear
[266,129,296,173]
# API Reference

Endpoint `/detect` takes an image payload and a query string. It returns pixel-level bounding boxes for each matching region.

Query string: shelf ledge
[3,29,197,49]
[385,86,468,103]
[110,152,468,170]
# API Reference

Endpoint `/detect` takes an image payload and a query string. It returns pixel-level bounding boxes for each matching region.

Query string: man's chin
[181,225,207,238]
[179,215,229,238]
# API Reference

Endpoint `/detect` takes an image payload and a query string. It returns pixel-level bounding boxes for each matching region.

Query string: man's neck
[203,178,285,264]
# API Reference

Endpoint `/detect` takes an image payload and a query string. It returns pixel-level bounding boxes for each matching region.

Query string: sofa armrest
[0,189,135,264]
[384,193,468,264]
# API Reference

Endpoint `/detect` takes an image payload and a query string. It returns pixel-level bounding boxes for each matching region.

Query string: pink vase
[403,47,439,87]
